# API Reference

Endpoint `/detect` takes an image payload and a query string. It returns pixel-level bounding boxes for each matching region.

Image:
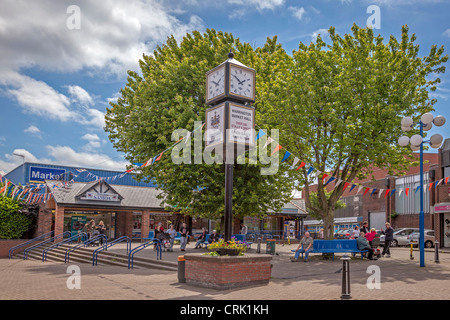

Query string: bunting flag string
[253,126,449,199]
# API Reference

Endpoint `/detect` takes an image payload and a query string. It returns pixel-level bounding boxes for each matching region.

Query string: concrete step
[16,244,178,271]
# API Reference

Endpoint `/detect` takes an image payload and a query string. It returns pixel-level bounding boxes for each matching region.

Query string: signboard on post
[205,101,255,149]
[228,103,255,146]
[205,104,225,147]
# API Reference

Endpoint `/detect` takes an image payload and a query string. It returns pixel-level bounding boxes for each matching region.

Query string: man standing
[361,221,370,234]
[180,223,189,252]
[382,222,394,258]
[291,231,314,262]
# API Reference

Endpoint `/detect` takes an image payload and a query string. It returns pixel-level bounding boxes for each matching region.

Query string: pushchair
[90,230,100,246]
[363,237,381,259]
[156,232,171,252]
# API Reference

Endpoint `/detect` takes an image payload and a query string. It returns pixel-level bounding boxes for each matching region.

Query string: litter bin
[266,239,276,255]
[178,255,186,283]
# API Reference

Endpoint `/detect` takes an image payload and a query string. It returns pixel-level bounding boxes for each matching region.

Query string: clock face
[207,66,225,101]
[229,65,254,100]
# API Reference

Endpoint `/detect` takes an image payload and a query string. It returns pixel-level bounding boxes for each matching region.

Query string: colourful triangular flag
[271,144,283,156]
[281,151,291,162]
[255,130,266,141]
[296,162,306,171]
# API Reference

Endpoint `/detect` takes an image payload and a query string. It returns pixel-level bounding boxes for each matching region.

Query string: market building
[4,162,308,242]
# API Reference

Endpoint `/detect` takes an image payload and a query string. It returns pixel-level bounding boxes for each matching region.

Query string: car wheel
[425,240,434,248]
[390,240,398,247]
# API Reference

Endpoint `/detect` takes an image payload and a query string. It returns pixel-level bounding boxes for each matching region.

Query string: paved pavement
[1,241,450,301]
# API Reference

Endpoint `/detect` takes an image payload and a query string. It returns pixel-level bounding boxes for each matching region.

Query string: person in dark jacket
[357,232,375,260]
[382,222,394,257]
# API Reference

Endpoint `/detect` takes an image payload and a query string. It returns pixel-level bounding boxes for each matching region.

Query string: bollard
[256,237,261,254]
[410,242,414,260]
[178,255,186,283]
[435,241,440,263]
[340,255,351,299]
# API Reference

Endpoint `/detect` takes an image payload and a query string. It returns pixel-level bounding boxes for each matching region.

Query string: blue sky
[1,0,449,174]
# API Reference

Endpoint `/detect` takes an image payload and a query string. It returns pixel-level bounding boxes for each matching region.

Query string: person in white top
[352,226,360,239]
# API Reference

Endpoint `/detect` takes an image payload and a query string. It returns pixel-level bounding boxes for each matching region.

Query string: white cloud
[3,73,106,129]
[4,73,74,122]
[288,6,306,21]
[443,29,450,37]
[67,85,94,106]
[24,125,42,139]
[46,145,127,171]
[227,0,284,11]
[311,28,329,41]
[0,0,204,77]
[0,146,128,174]
[81,133,105,152]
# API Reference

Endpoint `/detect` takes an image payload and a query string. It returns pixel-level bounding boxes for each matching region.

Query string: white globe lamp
[421,113,434,125]
[398,136,410,147]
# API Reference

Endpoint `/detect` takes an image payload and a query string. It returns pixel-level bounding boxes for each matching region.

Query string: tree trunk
[322,209,334,240]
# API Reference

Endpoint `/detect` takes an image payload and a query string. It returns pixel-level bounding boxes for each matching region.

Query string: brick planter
[184,253,272,290]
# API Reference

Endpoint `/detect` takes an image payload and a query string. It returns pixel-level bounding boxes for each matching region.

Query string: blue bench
[143,231,155,241]
[232,234,253,248]
[291,240,368,261]
[196,234,210,248]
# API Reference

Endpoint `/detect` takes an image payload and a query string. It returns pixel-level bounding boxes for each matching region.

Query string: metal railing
[42,233,87,262]
[128,239,161,269]
[92,236,131,266]
[8,231,54,259]
[64,234,108,263]
[23,231,72,260]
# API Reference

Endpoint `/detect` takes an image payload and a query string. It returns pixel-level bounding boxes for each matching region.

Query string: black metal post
[341,255,351,299]
[435,240,440,263]
[224,163,233,242]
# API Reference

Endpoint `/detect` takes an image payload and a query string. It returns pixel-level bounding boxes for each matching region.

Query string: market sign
[30,166,66,183]
[85,192,119,202]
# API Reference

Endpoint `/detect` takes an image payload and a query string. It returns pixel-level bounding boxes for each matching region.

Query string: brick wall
[0,239,29,258]
[184,254,272,290]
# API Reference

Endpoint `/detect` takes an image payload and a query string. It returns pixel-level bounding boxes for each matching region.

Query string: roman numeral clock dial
[206,66,225,102]
[229,65,254,100]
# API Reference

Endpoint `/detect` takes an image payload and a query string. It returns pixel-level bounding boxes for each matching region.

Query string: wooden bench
[291,240,368,261]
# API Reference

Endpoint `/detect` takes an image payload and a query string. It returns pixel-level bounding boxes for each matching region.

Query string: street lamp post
[399,113,446,267]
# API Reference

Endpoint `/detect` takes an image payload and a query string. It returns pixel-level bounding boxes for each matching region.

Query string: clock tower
[205,51,256,241]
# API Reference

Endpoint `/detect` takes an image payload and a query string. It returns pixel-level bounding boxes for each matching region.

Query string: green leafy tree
[105,29,296,226]
[0,196,34,239]
[257,24,448,238]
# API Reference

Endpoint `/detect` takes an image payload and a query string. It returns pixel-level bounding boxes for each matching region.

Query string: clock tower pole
[205,51,256,241]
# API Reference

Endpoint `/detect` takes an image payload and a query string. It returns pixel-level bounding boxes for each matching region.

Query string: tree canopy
[257,24,448,237]
[105,25,448,236]
[105,29,296,221]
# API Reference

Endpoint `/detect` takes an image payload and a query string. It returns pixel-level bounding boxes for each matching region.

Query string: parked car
[380,228,419,247]
[334,229,351,239]
[407,230,435,248]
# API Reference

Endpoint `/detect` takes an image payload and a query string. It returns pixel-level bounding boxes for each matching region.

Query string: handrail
[128,239,162,269]
[92,236,131,266]
[9,231,54,259]
[65,234,107,263]
[23,231,72,260]
[42,232,87,262]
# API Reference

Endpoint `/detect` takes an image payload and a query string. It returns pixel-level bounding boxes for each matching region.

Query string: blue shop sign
[29,166,66,183]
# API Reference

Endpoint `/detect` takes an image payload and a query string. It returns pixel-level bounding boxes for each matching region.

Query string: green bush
[0,196,33,239]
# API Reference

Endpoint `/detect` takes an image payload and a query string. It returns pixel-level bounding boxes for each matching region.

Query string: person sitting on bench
[194,227,208,249]
[208,230,220,244]
[291,232,314,262]
[357,232,375,260]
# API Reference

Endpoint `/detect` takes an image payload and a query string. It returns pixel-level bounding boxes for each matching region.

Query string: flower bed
[184,253,272,290]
